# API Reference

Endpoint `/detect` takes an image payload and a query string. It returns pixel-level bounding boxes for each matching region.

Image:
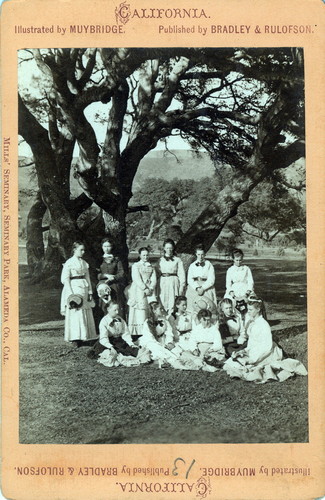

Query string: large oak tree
[18,47,305,281]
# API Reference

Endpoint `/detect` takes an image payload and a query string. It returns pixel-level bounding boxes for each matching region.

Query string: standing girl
[158,239,185,315]
[60,241,96,347]
[127,247,157,335]
[225,248,254,300]
[97,237,126,318]
[186,244,218,314]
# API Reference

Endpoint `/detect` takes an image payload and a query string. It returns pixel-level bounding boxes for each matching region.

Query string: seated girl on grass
[186,309,225,364]
[140,301,220,372]
[139,300,177,367]
[223,295,307,383]
[168,295,194,342]
[87,300,150,367]
[218,298,247,357]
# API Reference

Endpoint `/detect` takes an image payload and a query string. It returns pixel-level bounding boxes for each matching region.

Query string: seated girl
[168,296,194,342]
[223,295,308,383]
[185,309,225,363]
[139,300,178,367]
[140,302,219,372]
[218,298,247,356]
[88,300,148,367]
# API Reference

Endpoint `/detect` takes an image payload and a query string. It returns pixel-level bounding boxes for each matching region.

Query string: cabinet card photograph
[1,0,324,499]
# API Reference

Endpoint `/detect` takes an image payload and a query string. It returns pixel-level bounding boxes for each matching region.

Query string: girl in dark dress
[97,238,127,318]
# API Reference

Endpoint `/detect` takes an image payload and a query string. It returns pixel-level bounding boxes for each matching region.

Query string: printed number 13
[172,458,196,479]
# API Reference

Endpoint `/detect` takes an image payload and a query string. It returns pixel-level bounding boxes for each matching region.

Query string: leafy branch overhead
[18,47,305,280]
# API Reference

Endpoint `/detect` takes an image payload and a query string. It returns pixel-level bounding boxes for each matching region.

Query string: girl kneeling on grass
[223,295,308,383]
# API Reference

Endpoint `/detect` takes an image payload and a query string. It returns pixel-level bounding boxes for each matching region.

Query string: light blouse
[131,261,156,292]
[187,323,224,353]
[187,260,216,292]
[225,264,254,297]
[140,318,174,353]
[159,256,185,288]
[244,315,273,364]
[99,314,134,349]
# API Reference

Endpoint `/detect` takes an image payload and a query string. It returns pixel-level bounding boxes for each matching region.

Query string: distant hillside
[133,149,215,189]
[19,149,216,192]
[18,149,216,231]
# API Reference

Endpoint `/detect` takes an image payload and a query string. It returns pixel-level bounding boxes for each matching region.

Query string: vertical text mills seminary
[3,137,11,326]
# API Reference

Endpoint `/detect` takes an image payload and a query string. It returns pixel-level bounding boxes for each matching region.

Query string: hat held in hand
[67,294,83,309]
[193,296,217,314]
[97,282,111,300]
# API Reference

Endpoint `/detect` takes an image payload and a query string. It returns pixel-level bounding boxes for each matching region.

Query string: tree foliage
[18,47,305,281]
[228,181,306,243]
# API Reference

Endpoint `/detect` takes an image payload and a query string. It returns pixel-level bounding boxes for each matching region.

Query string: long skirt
[64,307,96,342]
[61,279,96,342]
[87,337,139,360]
[223,345,307,383]
[159,275,181,315]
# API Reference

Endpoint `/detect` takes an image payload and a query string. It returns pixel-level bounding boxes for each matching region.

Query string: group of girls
[60,239,307,383]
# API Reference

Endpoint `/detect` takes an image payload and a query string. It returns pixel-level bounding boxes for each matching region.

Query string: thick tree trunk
[169,222,184,243]
[176,175,262,255]
[32,214,81,284]
[102,207,129,280]
[26,192,47,277]
[40,227,66,285]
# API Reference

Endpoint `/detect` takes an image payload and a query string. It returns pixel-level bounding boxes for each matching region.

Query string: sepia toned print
[2,0,325,499]
[18,47,307,445]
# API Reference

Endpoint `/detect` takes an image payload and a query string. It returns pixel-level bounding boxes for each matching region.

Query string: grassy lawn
[19,258,308,444]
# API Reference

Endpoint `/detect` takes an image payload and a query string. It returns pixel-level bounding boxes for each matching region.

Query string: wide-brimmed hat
[193,296,217,314]
[97,282,111,298]
[67,294,83,309]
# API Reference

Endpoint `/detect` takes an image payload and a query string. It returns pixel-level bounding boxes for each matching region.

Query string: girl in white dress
[139,301,177,367]
[60,241,96,346]
[225,248,254,300]
[171,309,225,372]
[127,247,157,335]
[141,302,219,372]
[158,239,185,315]
[186,309,225,362]
[223,295,308,383]
[186,245,218,314]
[168,295,193,342]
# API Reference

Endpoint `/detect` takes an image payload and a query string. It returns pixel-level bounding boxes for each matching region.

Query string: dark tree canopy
[18,47,305,282]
